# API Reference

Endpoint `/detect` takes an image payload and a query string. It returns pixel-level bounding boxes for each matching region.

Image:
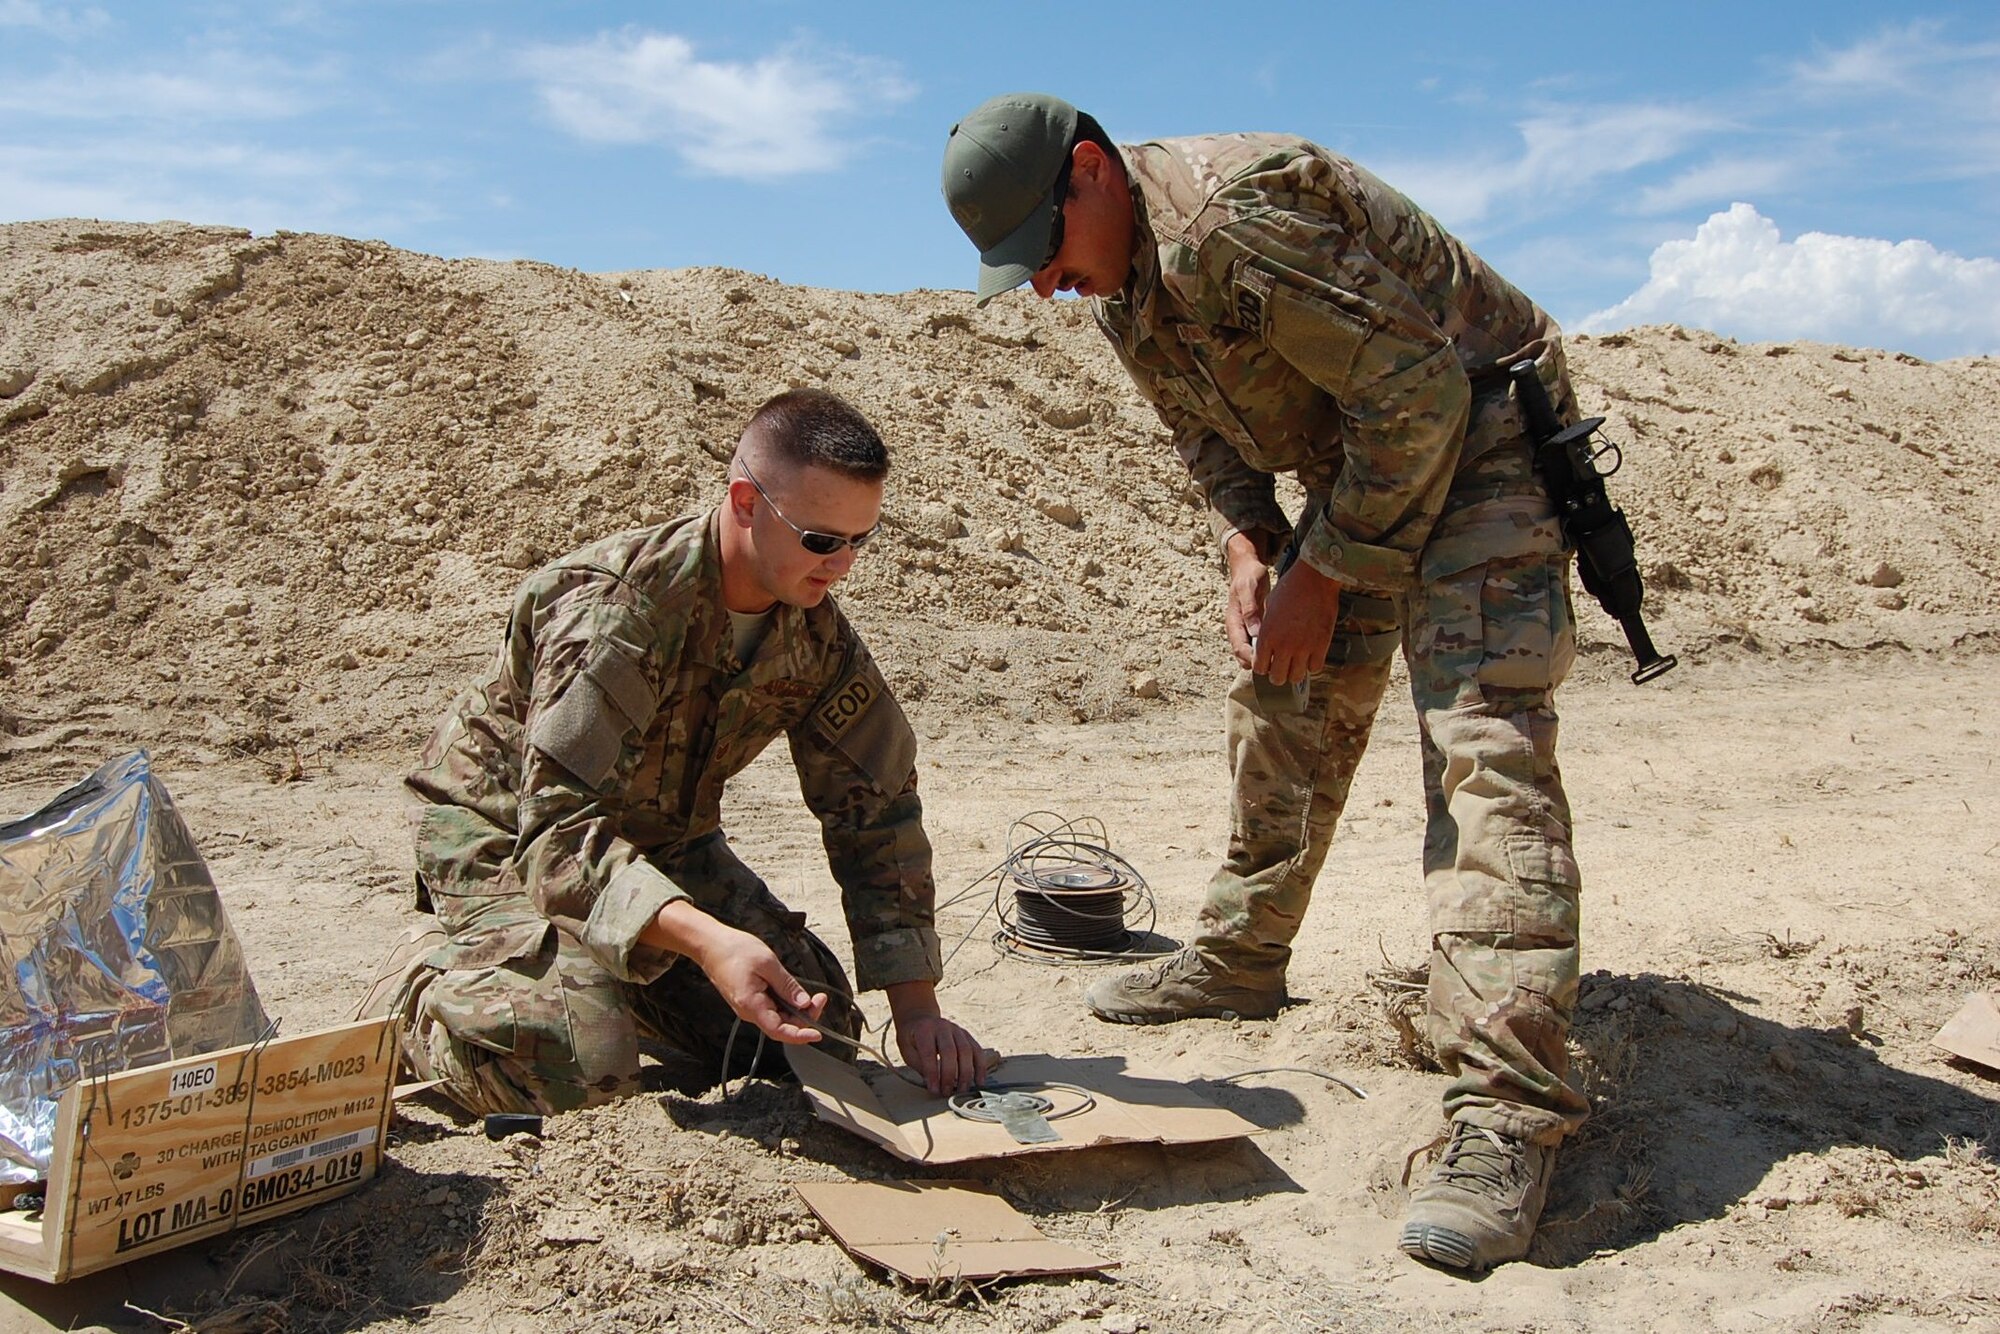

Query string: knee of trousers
[417,958,640,1109]
[1430,833,1580,944]
[668,850,861,1021]
[1425,706,1571,865]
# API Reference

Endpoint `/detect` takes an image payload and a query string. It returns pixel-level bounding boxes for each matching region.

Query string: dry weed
[1940,1135,1989,1170]
[123,1218,407,1334]
[814,1273,895,1327]
[1365,953,1438,1072]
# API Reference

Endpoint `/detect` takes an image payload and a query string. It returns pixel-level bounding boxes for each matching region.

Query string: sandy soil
[2,219,1998,1332]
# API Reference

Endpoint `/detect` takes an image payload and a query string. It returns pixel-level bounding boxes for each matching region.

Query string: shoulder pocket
[1262,278,1370,393]
[527,643,660,792]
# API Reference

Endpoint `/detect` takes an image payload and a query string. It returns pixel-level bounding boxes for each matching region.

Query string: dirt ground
[1,654,1997,1332]
[2,219,1998,1331]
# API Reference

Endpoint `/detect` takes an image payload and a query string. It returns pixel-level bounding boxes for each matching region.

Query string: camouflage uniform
[394,510,943,1116]
[1101,135,1588,1143]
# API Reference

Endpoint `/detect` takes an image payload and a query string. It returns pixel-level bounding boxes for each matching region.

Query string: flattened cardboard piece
[1933,990,2000,1072]
[795,1180,1113,1281]
[785,1046,1258,1164]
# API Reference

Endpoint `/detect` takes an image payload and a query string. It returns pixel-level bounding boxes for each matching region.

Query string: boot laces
[1144,949,1204,986]
[1433,1123,1525,1195]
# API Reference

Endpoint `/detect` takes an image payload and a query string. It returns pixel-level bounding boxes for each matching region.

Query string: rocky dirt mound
[3,218,1998,775]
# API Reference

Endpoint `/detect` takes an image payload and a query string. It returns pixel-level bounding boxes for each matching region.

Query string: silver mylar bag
[0,751,269,1182]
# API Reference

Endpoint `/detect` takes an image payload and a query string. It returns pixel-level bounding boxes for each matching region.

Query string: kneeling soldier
[359,389,991,1112]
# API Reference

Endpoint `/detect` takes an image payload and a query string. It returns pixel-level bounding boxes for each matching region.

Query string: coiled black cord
[931,812,1173,966]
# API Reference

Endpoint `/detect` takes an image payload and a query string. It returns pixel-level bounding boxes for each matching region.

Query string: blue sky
[3,1,1997,358]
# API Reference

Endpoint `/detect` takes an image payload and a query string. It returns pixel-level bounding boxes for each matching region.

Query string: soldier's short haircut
[1047,112,1123,223]
[1069,111,1118,168]
[742,388,889,482]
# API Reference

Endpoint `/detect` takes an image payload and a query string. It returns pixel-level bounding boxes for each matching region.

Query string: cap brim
[972,189,1058,305]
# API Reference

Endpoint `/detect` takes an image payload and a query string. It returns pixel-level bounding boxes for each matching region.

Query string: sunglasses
[739,458,878,556]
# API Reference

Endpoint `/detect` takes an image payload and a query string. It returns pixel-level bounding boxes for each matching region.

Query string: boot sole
[1085,999,1281,1025]
[1398,1221,1482,1271]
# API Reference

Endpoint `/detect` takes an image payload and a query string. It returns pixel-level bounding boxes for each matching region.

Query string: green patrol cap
[940,92,1078,304]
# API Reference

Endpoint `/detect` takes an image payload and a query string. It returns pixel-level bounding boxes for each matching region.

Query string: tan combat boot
[1083,947,1284,1024]
[1399,1121,1557,1271]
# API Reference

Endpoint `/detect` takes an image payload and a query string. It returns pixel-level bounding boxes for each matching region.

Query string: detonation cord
[1205,1065,1369,1101]
[718,989,924,1098]
[934,812,1175,968]
[947,1081,1097,1125]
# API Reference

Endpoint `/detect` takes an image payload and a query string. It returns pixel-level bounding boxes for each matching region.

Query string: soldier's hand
[1223,534,1271,669]
[698,926,829,1046]
[647,900,829,1045]
[884,979,992,1095]
[1256,561,1341,685]
[895,1015,992,1096]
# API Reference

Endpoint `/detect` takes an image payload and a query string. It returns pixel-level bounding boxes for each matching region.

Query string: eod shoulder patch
[1232,261,1275,335]
[811,667,915,796]
[816,676,876,737]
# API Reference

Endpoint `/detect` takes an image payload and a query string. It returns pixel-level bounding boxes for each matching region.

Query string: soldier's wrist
[643,897,728,965]
[884,979,943,1024]
[1224,531,1267,572]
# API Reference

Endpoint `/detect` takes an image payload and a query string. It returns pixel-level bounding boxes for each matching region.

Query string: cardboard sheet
[785,1046,1258,1164]
[795,1180,1113,1281]
[1933,990,2000,1072]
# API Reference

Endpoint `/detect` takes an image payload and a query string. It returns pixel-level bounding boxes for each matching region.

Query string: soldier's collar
[701,509,821,679]
[1104,157,1162,328]
[688,508,730,666]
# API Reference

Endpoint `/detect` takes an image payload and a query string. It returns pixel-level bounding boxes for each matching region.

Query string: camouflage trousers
[1196,517,1589,1144]
[392,831,862,1118]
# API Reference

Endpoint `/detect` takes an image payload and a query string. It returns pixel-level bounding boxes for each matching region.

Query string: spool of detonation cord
[1006,861,1133,954]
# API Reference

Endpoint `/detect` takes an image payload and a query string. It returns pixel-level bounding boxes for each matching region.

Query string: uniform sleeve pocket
[1263,278,1370,392]
[528,674,627,790]
[812,671,917,797]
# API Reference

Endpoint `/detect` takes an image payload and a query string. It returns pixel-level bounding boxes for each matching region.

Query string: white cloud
[1582,203,2000,358]
[0,42,418,237]
[1512,105,1720,194]
[0,49,328,121]
[1391,20,1999,244]
[519,30,913,180]
[0,1,107,36]
[1787,21,2000,175]
[1378,102,1718,231]
[1790,19,2000,95]
[0,137,434,239]
[1631,156,1801,216]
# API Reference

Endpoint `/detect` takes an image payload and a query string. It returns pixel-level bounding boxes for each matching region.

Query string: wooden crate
[0,1017,398,1282]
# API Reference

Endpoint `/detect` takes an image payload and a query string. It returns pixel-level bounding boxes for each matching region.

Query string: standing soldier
[358,389,992,1114]
[941,93,1588,1271]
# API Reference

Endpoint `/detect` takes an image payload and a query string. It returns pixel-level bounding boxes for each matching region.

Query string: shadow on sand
[1531,970,2000,1267]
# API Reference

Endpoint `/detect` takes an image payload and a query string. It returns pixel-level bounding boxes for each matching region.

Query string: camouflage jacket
[406,509,942,993]
[1097,134,1571,592]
